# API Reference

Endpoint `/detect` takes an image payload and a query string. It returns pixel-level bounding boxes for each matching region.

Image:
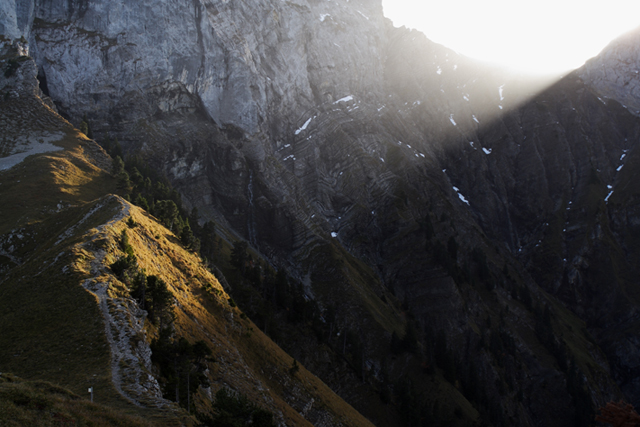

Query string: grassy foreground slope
[0,53,375,426]
[0,373,153,427]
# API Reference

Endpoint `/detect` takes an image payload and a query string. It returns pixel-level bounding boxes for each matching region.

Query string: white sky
[382,0,640,74]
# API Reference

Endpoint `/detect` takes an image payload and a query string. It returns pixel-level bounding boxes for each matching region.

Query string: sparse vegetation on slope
[0,373,153,427]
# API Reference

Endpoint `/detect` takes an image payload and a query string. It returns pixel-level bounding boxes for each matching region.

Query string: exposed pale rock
[0,0,34,40]
[20,0,385,137]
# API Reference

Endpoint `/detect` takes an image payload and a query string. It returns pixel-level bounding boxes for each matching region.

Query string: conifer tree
[112,156,125,176]
[147,275,174,326]
[230,241,249,274]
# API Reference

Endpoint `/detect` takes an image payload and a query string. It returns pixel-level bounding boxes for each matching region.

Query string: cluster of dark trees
[151,331,213,412]
[227,241,327,341]
[102,136,211,255]
[110,229,175,327]
[227,241,386,381]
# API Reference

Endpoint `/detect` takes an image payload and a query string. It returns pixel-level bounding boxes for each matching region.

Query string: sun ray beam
[382,0,640,75]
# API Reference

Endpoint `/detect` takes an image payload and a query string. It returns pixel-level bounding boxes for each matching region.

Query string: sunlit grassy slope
[0,88,188,424]
[0,59,375,426]
[84,197,376,426]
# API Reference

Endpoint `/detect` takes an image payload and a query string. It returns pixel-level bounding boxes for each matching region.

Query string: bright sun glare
[382,0,640,75]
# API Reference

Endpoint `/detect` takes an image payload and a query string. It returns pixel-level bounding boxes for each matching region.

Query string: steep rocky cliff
[3,1,640,426]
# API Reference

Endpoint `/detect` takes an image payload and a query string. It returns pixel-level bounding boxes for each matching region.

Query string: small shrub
[110,254,136,277]
[78,121,88,136]
[289,359,300,376]
[4,59,20,78]
[119,230,135,257]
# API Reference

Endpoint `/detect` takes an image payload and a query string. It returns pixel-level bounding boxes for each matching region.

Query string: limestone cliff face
[0,0,34,40]
[21,0,385,139]
[4,1,640,426]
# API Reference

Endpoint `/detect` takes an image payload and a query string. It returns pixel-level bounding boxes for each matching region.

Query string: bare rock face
[0,0,34,40]
[580,26,640,115]
[446,73,640,409]
[24,0,386,138]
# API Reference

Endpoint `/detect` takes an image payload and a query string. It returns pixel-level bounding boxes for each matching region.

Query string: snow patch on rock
[295,117,314,135]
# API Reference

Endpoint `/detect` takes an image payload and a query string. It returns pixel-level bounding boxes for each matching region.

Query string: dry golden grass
[0,143,375,426]
[0,99,188,424]
[96,203,377,426]
[0,373,154,427]
[0,130,114,236]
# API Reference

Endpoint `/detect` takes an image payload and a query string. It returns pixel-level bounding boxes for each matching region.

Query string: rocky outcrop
[581,26,640,115]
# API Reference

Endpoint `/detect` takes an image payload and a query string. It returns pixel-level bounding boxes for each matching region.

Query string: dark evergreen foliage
[146,275,174,326]
[197,388,276,427]
[199,220,218,262]
[4,57,21,77]
[119,230,134,257]
[230,241,249,273]
[289,359,299,375]
[110,254,136,277]
[150,330,213,411]
[112,156,125,176]
[79,114,93,138]
[180,222,200,252]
